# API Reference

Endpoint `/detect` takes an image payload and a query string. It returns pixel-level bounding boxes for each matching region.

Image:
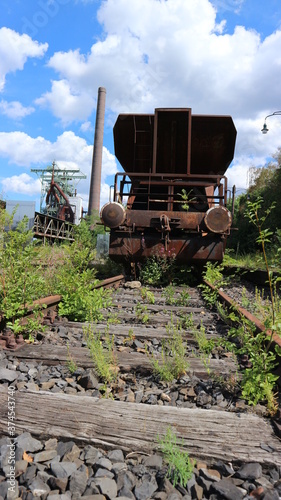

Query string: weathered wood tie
[13,344,236,377]
[0,389,280,467]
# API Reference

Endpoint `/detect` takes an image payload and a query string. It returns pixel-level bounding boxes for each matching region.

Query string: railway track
[0,277,281,499]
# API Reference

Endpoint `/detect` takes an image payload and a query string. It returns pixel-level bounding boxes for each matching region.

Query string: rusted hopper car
[100,108,236,267]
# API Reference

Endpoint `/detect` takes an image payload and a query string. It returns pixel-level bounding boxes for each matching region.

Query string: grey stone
[30,477,51,496]
[33,449,58,462]
[83,482,101,496]
[78,369,99,390]
[37,470,52,483]
[57,440,75,459]
[134,473,158,500]
[107,449,124,463]
[26,381,39,391]
[190,482,204,500]
[63,443,80,462]
[46,495,71,500]
[94,468,114,479]
[94,477,118,498]
[69,465,88,496]
[18,362,29,373]
[51,461,77,478]
[44,438,58,450]
[6,480,19,500]
[15,459,28,477]
[21,463,37,485]
[83,445,103,465]
[81,496,106,500]
[57,326,68,338]
[124,281,141,289]
[210,478,245,500]
[48,476,69,493]
[196,390,212,407]
[197,475,213,494]
[135,390,144,404]
[112,462,128,474]
[117,487,135,499]
[28,367,38,378]
[0,483,8,499]
[262,490,280,500]
[96,457,113,470]
[143,454,163,468]
[117,470,137,491]
[16,433,43,453]
[0,368,18,382]
[236,462,262,480]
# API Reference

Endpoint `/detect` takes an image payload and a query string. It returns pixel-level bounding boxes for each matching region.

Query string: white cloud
[0,28,48,91]
[0,100,35,120]
[38,0,281,124]
[35,80,95,125]
[1,173,41,196]
[0,131,117,205]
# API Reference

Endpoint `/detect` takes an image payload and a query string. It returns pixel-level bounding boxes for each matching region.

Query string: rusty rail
[205,280,281,349]
[0,275,125,349]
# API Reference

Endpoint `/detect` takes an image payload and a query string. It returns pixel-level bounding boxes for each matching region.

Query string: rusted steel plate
[109,234,225,263]
[114,110,236,177]
[126,210,204,229]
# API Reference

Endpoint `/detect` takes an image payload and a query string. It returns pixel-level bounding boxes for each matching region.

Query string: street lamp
[261,110,281,134]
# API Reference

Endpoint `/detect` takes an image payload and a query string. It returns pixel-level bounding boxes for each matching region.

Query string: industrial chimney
[88,87,106,215]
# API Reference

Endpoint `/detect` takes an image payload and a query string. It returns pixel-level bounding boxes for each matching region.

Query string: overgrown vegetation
[161,285,190,306]
[157,426,194,487]
[228,148,281,265]
[0,209,112,334]
[139,254,176,286]
[199,197,281,414]
[83,323,118,384]
[146,318,189,381]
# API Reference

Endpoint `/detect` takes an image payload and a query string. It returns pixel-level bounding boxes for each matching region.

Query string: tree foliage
[228,148,281,255]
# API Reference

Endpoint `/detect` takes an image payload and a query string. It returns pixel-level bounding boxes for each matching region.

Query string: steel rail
[0,275,125,349]
[205,280,281,349]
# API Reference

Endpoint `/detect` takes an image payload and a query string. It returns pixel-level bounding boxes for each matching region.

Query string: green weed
[147,319,189,381]
[135,303,150,324]
[66,344,78,374]
[140,287,155,304]
[83,324,118,384]
[157,426,194,487]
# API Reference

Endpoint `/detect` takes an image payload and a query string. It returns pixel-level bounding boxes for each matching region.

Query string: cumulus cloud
[0,130,117,207]
[35,80,95,125]
[40,0,281,133]
[0,100,35,120]
[0,28,48,91]
[1,173,41,196]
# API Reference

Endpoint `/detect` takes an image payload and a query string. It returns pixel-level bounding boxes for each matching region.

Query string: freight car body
[100,108,236,267]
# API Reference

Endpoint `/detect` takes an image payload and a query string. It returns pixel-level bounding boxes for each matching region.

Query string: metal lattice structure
[33,212,75,243]
[31,161,86,217]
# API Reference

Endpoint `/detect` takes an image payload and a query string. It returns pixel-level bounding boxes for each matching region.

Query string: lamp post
[261,110,281,134]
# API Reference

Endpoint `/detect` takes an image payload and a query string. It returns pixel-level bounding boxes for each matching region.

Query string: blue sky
[0,0,281,212]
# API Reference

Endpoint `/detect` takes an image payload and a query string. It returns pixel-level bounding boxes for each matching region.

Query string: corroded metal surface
[109,233,226,263]
[101,107,237,266]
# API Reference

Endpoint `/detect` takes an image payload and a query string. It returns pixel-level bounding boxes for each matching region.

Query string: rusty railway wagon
[100,107,237,269]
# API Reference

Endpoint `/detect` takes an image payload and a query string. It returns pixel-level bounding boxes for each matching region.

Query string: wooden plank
[110,301,206,314]
[0,389,280,466]
[13,344,236,377]
[58,322,218,342]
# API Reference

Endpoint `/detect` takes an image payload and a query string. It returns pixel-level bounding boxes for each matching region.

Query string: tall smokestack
[88,87,106,215]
